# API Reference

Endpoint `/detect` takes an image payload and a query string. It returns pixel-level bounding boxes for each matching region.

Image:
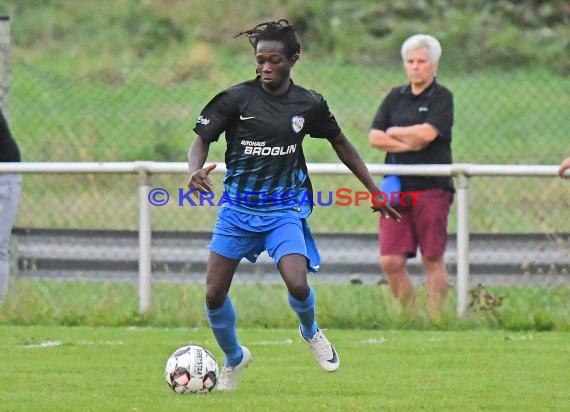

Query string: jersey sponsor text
[244,144,297,156]
[241,139,296,156]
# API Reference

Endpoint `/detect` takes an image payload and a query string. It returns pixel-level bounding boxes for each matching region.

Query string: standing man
[369,34,454,317]
[0,109,21,301]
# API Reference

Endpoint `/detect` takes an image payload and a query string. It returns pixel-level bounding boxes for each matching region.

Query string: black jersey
[0,110,20,162]
[193,78,341,216]
[371,80,454,192]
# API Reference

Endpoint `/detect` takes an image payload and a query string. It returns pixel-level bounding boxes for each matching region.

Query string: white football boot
[217,346,252,391]
[299,326,340,372]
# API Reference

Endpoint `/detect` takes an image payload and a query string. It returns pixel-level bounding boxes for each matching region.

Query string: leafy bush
[2,0,568,73]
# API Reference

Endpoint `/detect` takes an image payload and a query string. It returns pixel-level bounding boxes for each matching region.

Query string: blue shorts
[209,207,321,272]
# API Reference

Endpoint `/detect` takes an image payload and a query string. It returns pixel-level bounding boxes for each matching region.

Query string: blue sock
[205,296,243,367]
[288,287,318,339]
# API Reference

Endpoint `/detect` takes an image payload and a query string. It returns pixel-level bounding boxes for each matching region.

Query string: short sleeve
[425,88,453,141]
[193,91,237,142]
[307,92,341,140]
[370,88,397,131]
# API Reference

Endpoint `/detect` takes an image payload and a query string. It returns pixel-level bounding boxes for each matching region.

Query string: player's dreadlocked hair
[235,19,301,59]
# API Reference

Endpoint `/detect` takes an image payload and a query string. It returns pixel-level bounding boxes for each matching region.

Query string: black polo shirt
[370,80,454,192]
[0,110,20,162]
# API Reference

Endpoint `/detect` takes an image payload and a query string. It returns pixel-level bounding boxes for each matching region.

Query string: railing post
[455,172,470,316]
[138,167,152,313]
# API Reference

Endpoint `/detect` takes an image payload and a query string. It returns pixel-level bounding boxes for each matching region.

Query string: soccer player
[187,19,400,391]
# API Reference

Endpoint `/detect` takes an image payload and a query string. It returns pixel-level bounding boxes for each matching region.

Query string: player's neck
[262,79,292,96]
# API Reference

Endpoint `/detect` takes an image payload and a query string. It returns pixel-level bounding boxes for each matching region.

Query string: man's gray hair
[401,34,442,64]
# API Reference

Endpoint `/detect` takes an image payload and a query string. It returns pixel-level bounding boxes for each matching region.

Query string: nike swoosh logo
[328,346,339,364]
[240,115,255,120]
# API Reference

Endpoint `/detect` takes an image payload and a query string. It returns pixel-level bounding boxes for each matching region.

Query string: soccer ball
[165,345,219,394]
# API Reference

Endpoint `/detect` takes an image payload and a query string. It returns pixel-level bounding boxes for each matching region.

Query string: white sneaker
[217,346,252,391]
[299,326,340,372]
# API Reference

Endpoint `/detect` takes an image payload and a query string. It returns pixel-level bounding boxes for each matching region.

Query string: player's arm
[329,132,401,221]
[187,135,216,195]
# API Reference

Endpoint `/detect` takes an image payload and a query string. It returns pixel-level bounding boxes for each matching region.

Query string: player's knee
[287,280,310,301]
[205,287,226,310]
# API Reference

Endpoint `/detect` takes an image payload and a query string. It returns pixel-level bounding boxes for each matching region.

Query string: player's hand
[558,157,570,178]
[370,192,401,221]
[187,163,216,198]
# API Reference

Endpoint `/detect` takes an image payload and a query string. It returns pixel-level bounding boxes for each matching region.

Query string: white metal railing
[0,162,564,315]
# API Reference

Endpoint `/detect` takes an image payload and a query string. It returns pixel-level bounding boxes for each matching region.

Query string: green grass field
[1,325,568,411]
[2,280,569,331]
[1,276,569,411]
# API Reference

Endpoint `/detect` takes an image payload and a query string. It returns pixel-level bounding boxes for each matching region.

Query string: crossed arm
[368,123,438,152]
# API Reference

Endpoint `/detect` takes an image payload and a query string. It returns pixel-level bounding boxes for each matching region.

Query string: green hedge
[1,0,568,73]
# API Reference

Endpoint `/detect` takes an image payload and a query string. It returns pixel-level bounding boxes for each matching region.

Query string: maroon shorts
[379,188,453,259]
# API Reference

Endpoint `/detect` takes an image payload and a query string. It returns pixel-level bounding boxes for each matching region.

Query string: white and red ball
[165,345,219,394]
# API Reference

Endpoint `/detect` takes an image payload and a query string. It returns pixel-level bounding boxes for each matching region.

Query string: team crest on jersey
[196,115,210,125]
[291,115,305,133]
